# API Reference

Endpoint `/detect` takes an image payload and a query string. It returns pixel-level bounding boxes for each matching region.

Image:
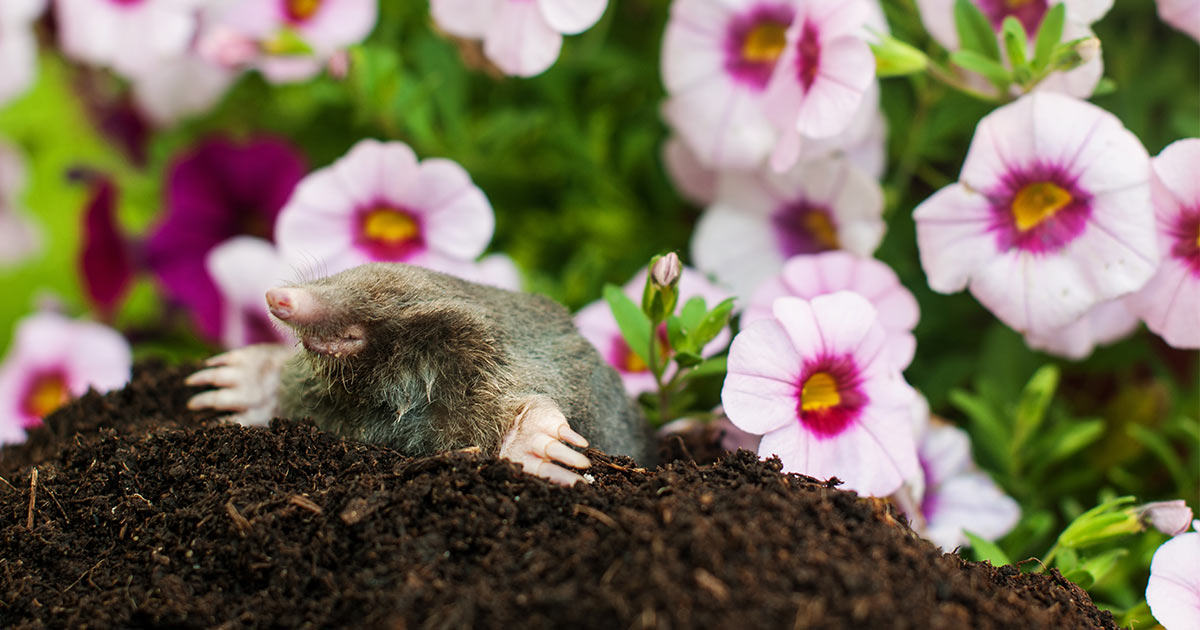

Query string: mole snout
[266,287,320,324]
[266,287,365,357]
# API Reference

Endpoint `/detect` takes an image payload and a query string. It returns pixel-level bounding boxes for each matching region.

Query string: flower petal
[723,319,803,435]
[483,1,562,77]
[537,0,607,34]
[914,184,1000,294]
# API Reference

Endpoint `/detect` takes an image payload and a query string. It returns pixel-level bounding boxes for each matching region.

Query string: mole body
[187,263,650,485]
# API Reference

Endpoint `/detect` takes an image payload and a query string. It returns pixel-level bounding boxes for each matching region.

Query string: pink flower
[575,265,732,396]
[1139,501,1195,537]
[746,252,920,369]
[0,0,45,106]
[915,0,1110,97]
[437,253,524,291]
[205,236,294,349]
[914,92,1158,338]
[1023,297,1139,359]
[0,312,131,444]
[1147,521,1200,630]
[904,422,1020,550]
[0,140,39,266]
[55,0,205,79]
[431,0,607,78]
[1127,139,1200,350]
[722,291,918,496]
[131,53,237,126]
[275,139,495,277]
[662,136,717,206]
[692,155,885,299]
[1157,0,1200,41]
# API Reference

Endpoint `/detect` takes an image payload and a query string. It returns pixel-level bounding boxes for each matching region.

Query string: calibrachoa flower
[443,253,523,291]
[0,312,131,444]
[745,252,920,369]
[0,0,45,106]
[1127,139,1200,349]
[56,0,207,80]
[722,291,918,496]
[575,265,731,396]
[0,140,39,266]
[915,0,1111,97]
[914,92,1158,338]
[1147,520,1200,630]
[431,0,607,78]
[131,52,237,126]
[692,155,885,300]
[206,236,294,349]
[1023,297,1138,359]
[1139,500,1195,537]
[1157,0,1200,41]
[662,135,716,206]
[144,136,307,340]
[904,422,1020,550]
[275,139,494,278]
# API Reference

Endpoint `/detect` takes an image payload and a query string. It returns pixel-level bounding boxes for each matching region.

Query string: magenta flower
[575,265,732,396]
[144,136,307,340]
[1023,298,1138,359]
[79,177,135,316]
[745,252,920,369]
[275,139,494,277]
[431,0,607,78]
[914,92,1158,338]
[0,312,131,444]
[205,236,295,349]
[1127,139,1200,350]
[0,140,39,266]
[1157,0,1200,41]
[0,0,45,106]
[723,291,918,496]
[1147,520,1200,630]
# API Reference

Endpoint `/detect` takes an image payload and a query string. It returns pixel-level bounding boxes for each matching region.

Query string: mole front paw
[499,396,591,486]
[185,344,294,426]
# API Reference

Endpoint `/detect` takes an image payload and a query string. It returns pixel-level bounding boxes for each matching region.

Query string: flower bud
[870,35,928,77]
[1052,37,1100,73]
[651,252,682,289]
[1138,500,1194,536]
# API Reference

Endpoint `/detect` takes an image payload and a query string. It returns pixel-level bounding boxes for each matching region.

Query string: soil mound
[0,364,1116,629]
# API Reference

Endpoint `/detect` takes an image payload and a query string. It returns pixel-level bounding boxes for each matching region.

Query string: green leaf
[679,296,708,331]
[950,50,1011,86]
[1032,3,1065,71]
[964,530,1011,566]
[674,352,703,368]
[263,27,315,56]
[603,284,651,365]
[1012,364,1059,456]
[949,389,1010,473]
[690,356,728,378]
[688,298,735,351]
[1092,77,1117,96]
[1079,548,1129,585]
[1063,568,1094,590]
[1042,419,1105,463]
[1001,17,1029,73]
[954,0,1002,61]
[870,35,929,77]
[666,315,688,351]
[1057,497,1140,549]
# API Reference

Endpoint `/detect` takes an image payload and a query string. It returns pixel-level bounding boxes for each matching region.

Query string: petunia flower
[1023,297,1138,359]
[130,52,237,126]
[442,252,523,291]
[575,265,731,396]
[692,154,885,300]
[0,140,39,266]
[662,135,717,206]
[205,236,295,349]
[1126,138,1200,349]
[0,311,131,444]
[431,0,606,78]
[274,138,494,278]
[914,0,1111,97]
[745,252,920,369]
[722,291,919,496]
[1139,500,1195,537]
[55,0,206,80]
[914,92,1158,338]
[1157,0,1200,41]
[0,0,46,106]
[904,421,1020,550]
[144,136,307,341]
[1147,520,1200,630]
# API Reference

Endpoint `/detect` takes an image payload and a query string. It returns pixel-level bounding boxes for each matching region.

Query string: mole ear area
[381,299,506,365]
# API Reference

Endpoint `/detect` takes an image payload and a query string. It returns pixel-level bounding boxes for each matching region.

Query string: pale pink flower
[746,252,920,369]
[575,265,732,396]
[205,236,294,349]
[437,253,524,291]
[275,139,494,277]
[1127,139,1200,349]
[915,0,1110,97]
[1157,0,1200,41]
[1139,501,1195,537]
[722,291,918,496]
[692,155,885,300]
[914,92,1158,338]
[0,0,45,106]
[794,83,888,179]
[1023,297,1139,359]
[131,53,237,126]
[905,422,1020,550]
[1147,521,1200,630]
[0,140,39,266]
[0,312,131,444]
[431,0,607,78]
[662,136,717,206]
[55,0,205,79]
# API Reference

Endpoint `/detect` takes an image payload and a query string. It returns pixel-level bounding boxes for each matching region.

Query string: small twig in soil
[595,460,648,474]
[0,474,16,493]
[225,500,252,537]
[670,434,694,464]
[572,504,619,529]
[63,559,105,593]
[44,482,70,525]
[693,568,730,603]
[26,468,38,529]
[288,494,324,515]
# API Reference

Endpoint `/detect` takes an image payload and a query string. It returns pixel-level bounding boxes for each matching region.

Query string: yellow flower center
[742,22,788,64]
[623,352,648,373]
[286,0,322,21]
[804,210,840,250]
[26,374,69,420]
[362,208,419,246]
[800,371,840,412]
[1012,181,1073,232]
[1004,0,1034,8]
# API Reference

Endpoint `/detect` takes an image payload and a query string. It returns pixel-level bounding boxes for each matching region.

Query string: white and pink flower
[131,52,237,126]
[1147,520,1200,630]
[1023,297,1139,359]
[745,252,920,369]
[1127,138,1200,350]
[692,155,885,300]
[1157,0,1200,41]
[0,0,46,106]
[0,140,39,266]
[575,265,731,396]
[722,291,918,496]
[55,0,206,79]
[0,312,131,444]
[431,0,607,78]
[662,135,717,206]
[275,139,495,277]
[206,236,295,349]
[914,92,1158,338]
[1140,501,1195,537]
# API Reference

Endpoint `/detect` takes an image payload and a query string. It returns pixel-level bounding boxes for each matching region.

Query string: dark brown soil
[0,364,1117,629]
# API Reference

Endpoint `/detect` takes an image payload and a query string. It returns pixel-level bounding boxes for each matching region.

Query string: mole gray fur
[276,263,651,464]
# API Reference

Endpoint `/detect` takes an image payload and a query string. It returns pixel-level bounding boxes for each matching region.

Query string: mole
[185,262,651,485]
